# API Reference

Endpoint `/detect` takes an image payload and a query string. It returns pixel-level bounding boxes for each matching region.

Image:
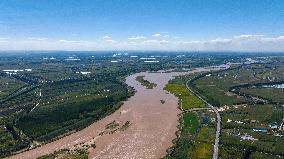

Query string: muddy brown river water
[8,65,229,159]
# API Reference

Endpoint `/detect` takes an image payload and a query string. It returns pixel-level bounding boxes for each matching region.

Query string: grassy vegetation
[164,75,215,159]
[250,151,284,159]
[1,53,284,157]
[106,120,119,130]
[165,83,205,110]
[240,87,284,104]
[0,75,26,99]
[164,76,205,110]
[0,120,29,157]
[192,68,249,107]
[91,142,96,149]
[164,111,216,159]
[16,79,130,141]
[0,54,142,157]
[219,132,284,159]
[192,143,212,159]
[196,127,215,143]
[164,112,200,159]
[219,104,284,158]
[192,63,284,107]
[3,52,206,157]
[191,62,284,158]
[120,121,131,131]
[37,149,88,159]
[221,104,283,128]
[135,75,157,89]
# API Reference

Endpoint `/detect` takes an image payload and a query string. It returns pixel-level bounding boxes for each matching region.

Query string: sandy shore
[8,65,228,159]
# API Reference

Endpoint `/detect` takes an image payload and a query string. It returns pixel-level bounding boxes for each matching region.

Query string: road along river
[8,64,229,159]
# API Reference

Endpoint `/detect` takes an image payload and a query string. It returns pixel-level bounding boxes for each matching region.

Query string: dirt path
[8,65,229,159]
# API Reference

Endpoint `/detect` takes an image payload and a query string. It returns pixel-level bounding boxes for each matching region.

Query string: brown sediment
[7,65,229,159]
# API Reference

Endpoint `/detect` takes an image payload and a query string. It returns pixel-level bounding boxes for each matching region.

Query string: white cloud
[152,33,162,37]
[28,37,48,41]
[0,39,98,51]
[278,36,284,40]
[105,39,116,43]
[57,40,96,44]
[173,34,284,51]
[71,33,78,36]
[57,39,68,43]
[38,38,48,41]
[102,35,116,43]
[231,34,284,43]
[261,36,284,42]
[152,33,169,38]
[143,40,158,43]
[103,36,111,39]
[162,35,169,38]
[182,41,203,44]
[128,36,145,40]
[233,34,264,40]
[210,38,232,44]
[159,40,169,44]
[1,34,284,51]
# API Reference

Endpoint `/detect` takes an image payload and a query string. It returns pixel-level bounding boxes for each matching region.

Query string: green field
[164,76,205,110]
[191,126,215,159]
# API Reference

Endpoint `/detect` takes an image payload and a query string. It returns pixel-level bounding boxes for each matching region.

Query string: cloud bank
[128,36,145,40]
[1,34,284,52]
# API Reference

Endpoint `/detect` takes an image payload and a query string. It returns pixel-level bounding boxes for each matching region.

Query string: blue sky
[1,0,284,51]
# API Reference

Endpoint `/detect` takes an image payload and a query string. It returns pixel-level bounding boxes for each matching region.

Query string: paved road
[186,81,220,159]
